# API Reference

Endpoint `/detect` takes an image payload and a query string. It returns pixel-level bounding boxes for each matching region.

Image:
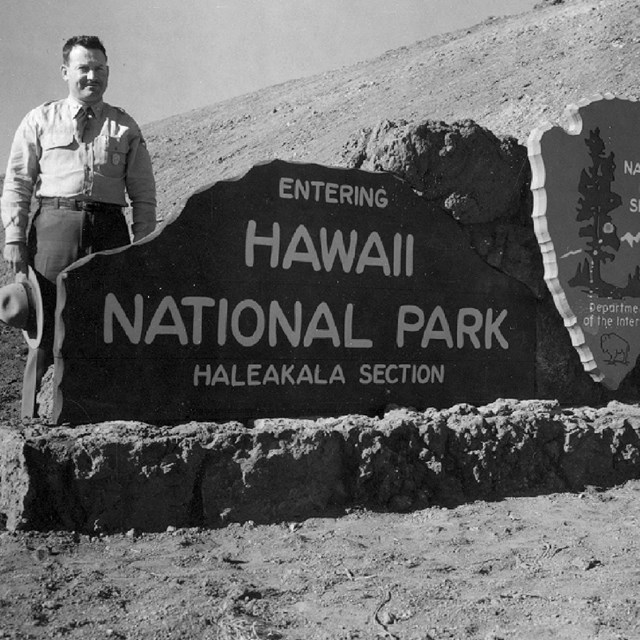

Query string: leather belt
[39,197,123,213]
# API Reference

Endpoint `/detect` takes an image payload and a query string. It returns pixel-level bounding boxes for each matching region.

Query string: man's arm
[1,111,40,273]
[3,243,29,274]
[125,126,157,242]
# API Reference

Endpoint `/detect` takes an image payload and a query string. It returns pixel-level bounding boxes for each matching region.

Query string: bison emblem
[601,332,630,365]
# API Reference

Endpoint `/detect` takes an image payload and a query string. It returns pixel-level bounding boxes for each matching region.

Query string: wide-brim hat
[0,267,44,349]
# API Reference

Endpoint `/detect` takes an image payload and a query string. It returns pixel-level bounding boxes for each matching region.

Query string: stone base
[2,400,640,533]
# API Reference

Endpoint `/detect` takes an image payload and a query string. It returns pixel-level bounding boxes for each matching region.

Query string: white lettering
[282,225,321,270]
[212,364,230,386]
[303,302,340,347]
[297,364,314,384]
[279,177,294,198]
[277,177,388,209]
[405,234,414,277]
[247,363,261,386]
[105,295,504,352]
[230,299,265,347]
[329,365,346,384]
[456,308,483,349]
[396,305,510,350]
[396,305,424,348]
[340,184,354,205]
[195,362,346,387]
[325,182,338,203]
[245,220,280,267]
[624,160,640,176]
[319,228,358,272]
[375,188,389,208]
[218,298,228,346]
[193,364,211,386]
[484,309,509,349]
[246,221,411,276]
[104,292,143,343]
[421,306,453,348]
[144,296,188,345]
[359,187,374,207]
[355,232,391,275]
[181,296,215,345]
[359,363,445,385]
[344,303,373,348]
[268,300,302,347]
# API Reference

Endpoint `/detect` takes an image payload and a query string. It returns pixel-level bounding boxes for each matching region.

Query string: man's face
[61,46,109,104]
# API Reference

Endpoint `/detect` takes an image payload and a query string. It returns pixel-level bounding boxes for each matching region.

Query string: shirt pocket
[96,135,128,177]
[41,132,75,150]
[40,132,77,175]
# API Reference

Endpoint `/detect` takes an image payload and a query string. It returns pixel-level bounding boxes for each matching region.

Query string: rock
[378,610,395,625]
[4,401,640,532]
[31,546,49,561]
[340,119,543,297]
[35,366,55,421]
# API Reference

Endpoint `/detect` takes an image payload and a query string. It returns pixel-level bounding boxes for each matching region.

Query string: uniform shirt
[1,97,157,244]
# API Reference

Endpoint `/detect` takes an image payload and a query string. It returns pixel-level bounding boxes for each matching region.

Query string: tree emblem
[569,127,623,296]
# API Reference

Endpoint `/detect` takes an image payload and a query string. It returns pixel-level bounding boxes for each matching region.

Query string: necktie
[75,106,94,143]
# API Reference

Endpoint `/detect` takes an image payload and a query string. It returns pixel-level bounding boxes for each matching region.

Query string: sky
[0,0,537,166]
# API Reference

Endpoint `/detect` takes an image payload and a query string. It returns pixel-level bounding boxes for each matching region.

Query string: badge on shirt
[112,153,121,166]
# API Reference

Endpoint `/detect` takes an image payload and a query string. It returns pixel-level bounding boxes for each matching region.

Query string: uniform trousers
[22,201,130,418]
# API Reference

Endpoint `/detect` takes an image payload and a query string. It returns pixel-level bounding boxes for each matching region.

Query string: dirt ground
[1,480,640,640]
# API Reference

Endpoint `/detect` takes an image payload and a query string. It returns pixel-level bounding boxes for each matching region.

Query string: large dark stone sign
[53,160,535,424]
[529,95,640,389]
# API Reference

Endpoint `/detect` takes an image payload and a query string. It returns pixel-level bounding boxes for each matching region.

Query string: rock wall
[3,401,640,533]
[340,118,640,404]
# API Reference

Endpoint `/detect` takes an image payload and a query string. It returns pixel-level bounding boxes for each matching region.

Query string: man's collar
[66,96,105,117]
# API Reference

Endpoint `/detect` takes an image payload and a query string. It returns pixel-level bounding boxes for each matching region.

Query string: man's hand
[3,242,29,275]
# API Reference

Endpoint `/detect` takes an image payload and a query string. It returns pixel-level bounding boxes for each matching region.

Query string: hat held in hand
[0,267,44,348]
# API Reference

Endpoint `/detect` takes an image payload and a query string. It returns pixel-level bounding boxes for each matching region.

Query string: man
[1,35,157,418]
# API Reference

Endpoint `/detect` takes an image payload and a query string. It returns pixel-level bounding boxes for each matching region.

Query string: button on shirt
[1,97,157,243]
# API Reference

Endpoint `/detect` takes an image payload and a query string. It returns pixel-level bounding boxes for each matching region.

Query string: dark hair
[62,36,107,64]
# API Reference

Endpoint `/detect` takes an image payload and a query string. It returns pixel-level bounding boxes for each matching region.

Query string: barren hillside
[143,0,640,221]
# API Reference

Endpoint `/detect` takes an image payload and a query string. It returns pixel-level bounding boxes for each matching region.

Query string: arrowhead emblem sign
[529,94,640,389]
